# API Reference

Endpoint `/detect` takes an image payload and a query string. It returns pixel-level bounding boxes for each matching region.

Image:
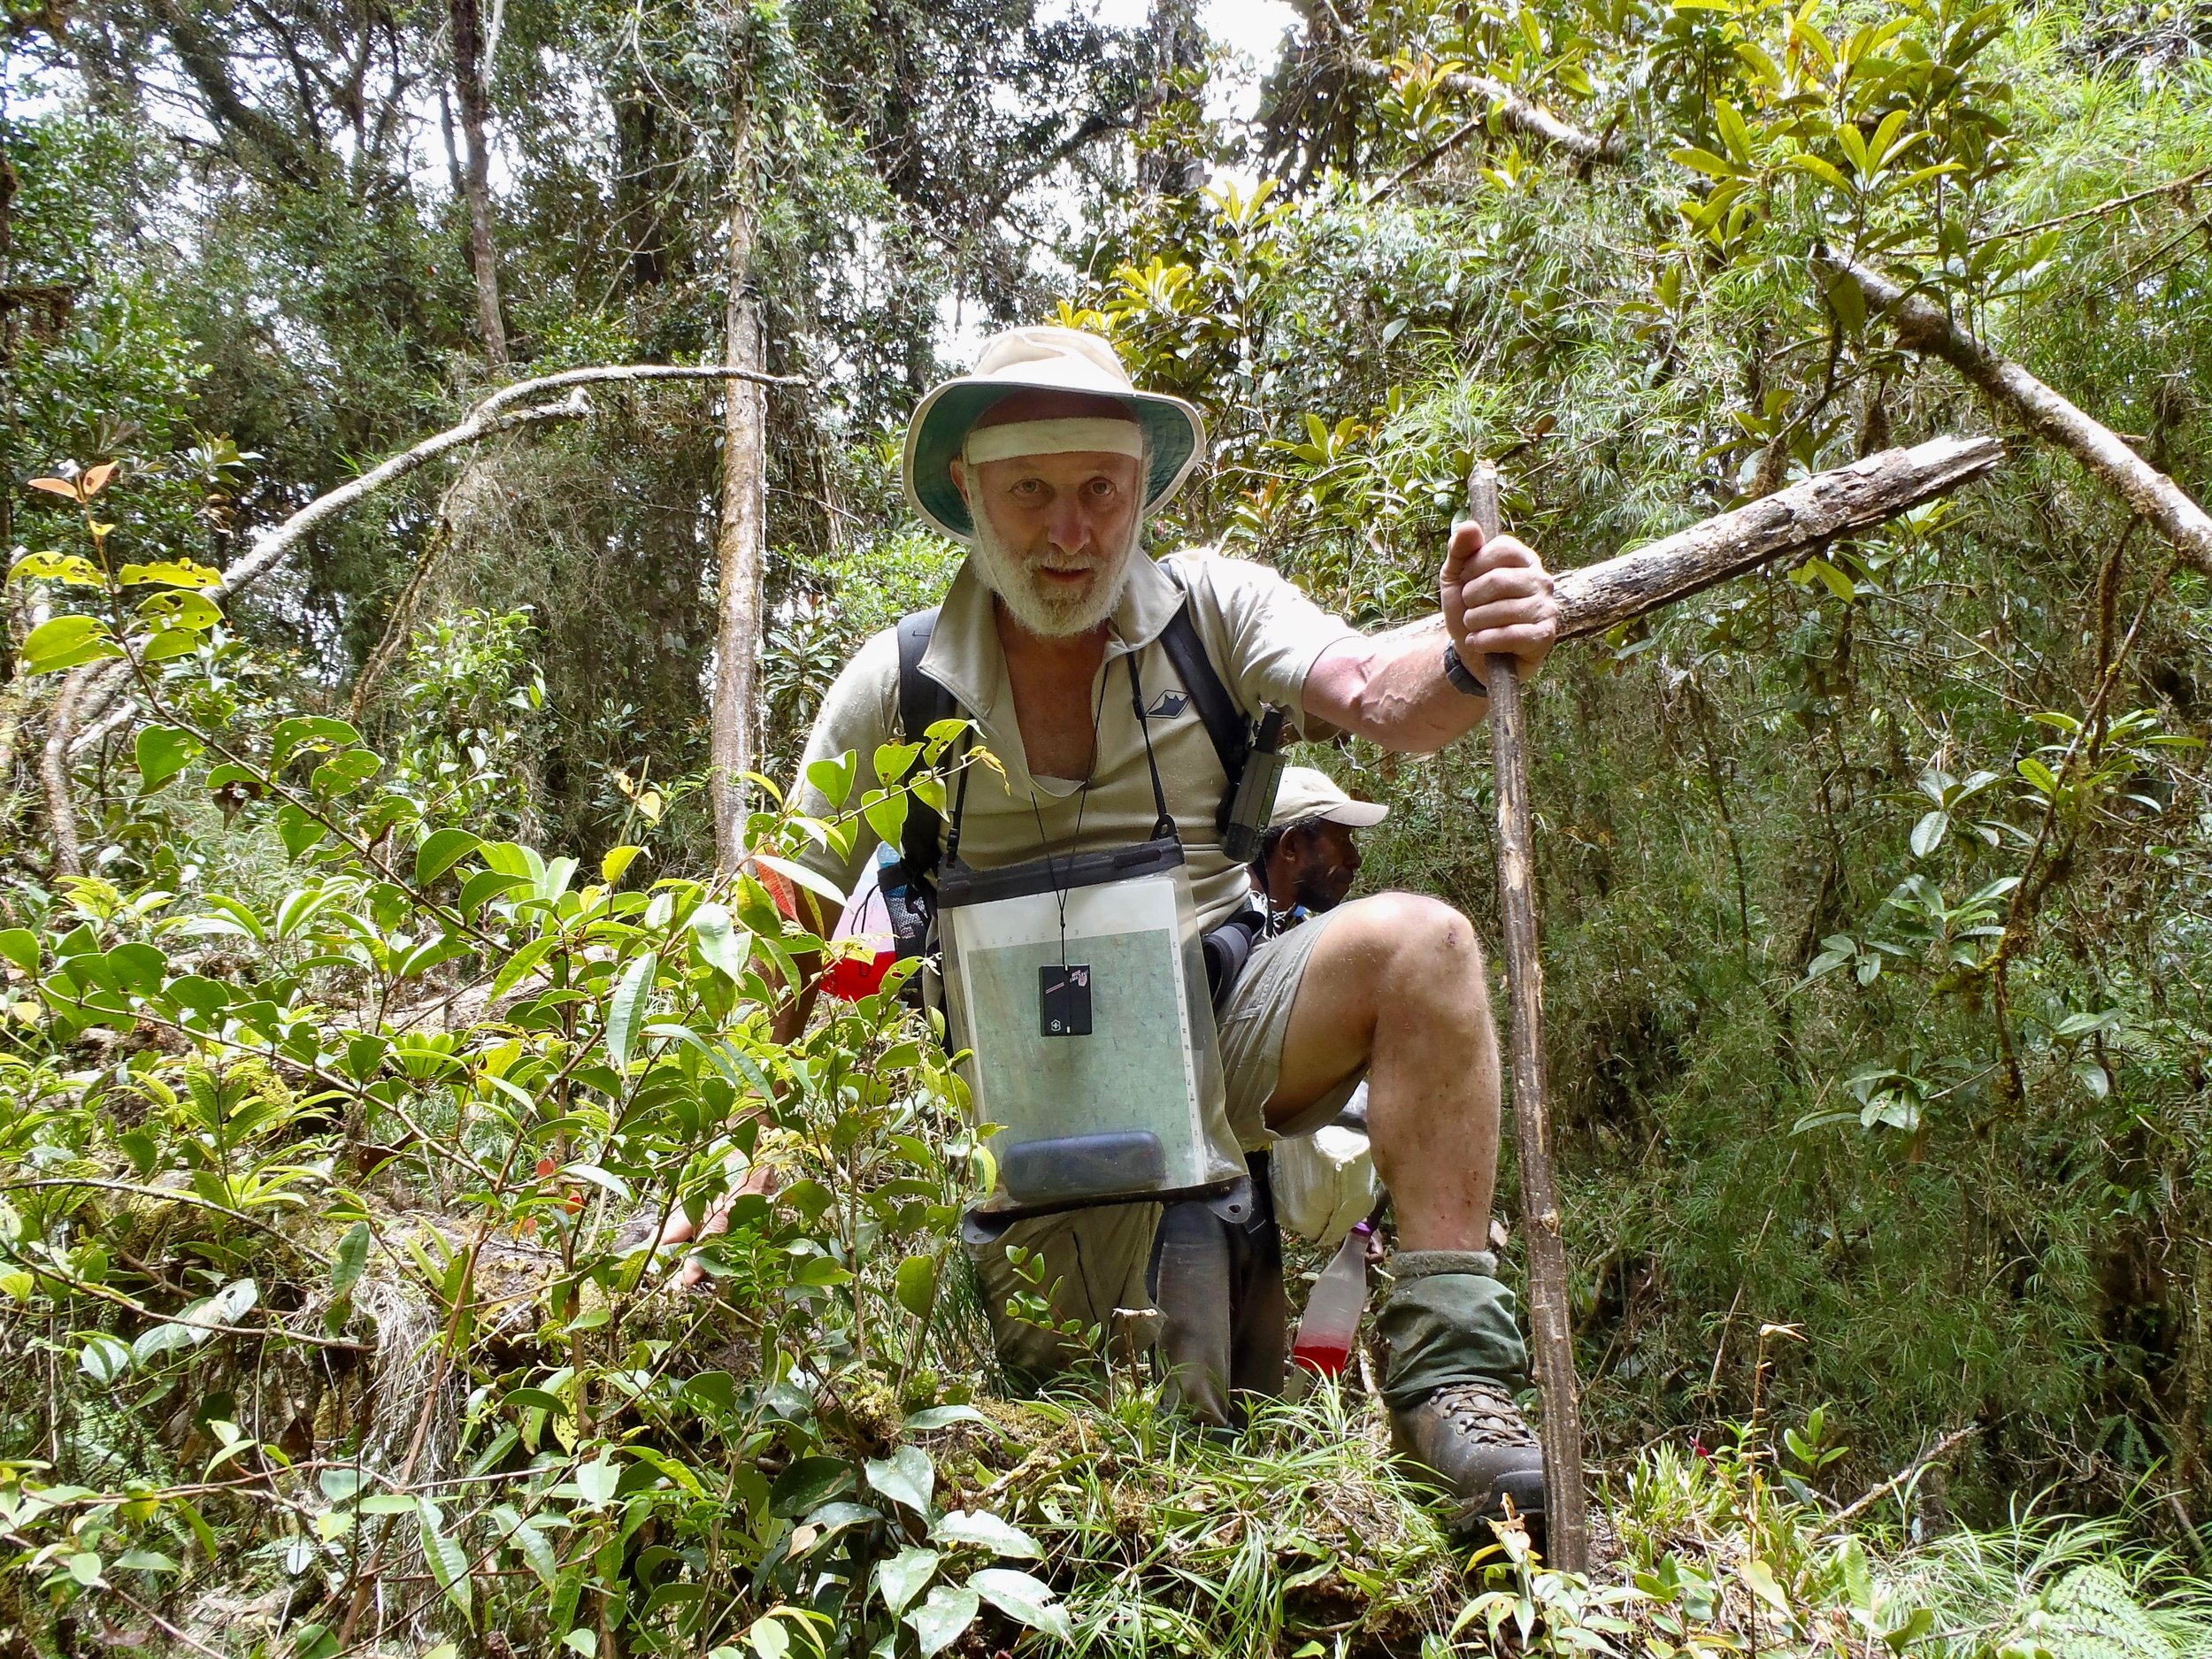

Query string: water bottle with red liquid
[1291,1218,1374,1379]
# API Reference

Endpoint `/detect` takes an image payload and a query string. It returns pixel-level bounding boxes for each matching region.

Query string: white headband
[963,417,1144,465]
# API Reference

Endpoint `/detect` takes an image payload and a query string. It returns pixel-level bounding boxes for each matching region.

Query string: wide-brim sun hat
[903,325,1208,542]
[1271,766,1390,831]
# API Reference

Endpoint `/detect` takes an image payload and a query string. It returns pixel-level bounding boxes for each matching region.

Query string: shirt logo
[1144,690,1190,720]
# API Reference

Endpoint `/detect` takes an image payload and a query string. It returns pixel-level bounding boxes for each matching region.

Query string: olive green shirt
[791,548,1357,932]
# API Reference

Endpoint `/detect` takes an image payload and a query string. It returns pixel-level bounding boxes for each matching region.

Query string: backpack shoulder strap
[894,608,958,886]
[1155,588,1253,831]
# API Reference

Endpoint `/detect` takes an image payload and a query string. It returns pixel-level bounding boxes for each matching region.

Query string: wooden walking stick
[1467,461,1593,1571]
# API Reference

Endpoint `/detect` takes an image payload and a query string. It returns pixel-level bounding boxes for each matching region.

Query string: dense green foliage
[6,0,2212,1648]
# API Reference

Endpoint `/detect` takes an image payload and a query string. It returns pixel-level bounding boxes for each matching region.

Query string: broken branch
[1345,57,1624,167]
[219,363,806,603]
[1815,251,2212,580]
[1553,434,2007,639]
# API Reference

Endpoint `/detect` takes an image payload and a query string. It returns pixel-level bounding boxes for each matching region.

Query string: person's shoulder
[814,625,902,727]
[1159,543,1304,609]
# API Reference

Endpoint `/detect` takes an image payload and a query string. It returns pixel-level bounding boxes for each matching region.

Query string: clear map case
[937,837,1241,1218]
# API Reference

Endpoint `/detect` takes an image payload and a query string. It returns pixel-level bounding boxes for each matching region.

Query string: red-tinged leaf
[28,477,79,499]
[81,462,119,496]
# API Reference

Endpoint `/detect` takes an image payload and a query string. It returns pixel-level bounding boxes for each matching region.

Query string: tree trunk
[448,0,508,370]
[710,70,769,872]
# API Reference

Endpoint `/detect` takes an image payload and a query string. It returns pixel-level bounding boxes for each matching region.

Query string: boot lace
[1425,1379,1538,1447]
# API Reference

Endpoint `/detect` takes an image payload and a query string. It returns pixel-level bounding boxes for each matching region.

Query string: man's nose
[1043,495,1091,554]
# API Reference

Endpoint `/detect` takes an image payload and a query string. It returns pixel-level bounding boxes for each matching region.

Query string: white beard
[966,505,1141,639]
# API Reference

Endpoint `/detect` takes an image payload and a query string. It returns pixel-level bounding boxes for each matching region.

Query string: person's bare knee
[1368,893,1485,1011]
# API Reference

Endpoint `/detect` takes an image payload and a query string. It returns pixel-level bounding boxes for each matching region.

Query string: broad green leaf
[78,1333,133,1384]
[561,1633,596,1658]
[135,726,203,791]
[751,852,849,908]
[1787,152,1852,190]
[492,933,559,997]
[895,1253,938,1318]
[1740,1557,1791,1617]
[419,1511,472,1617]
[806,750,858,809]
[876,1546,939,1617]
[275,804,326,860]
[511,1519,559,1587]
[0,928,38,973]
[134,588,221,630]
[117,558,221,588]
[1670,146,1740,180]
[22,614,121,675]
[872,739,922,783]
[330,1222,372,1295]
[905,1585,979,1657]
[687,902,753,985]
[862,788,909,843]
[11,549,104,585]
[931,1509,1041,1560]
[604,952,657,1071]
[271,715,361,769]
[601,844,643,885]
[415,827,482,887]
[968,1567,1070,1636]
[903,1404,990,1434]
[865,1445,934,1515]
[769,1456,851,1518]
[1910,810,1948,858]
[573,1451,621,1509]
[795,1501,879,1550]
[311,749,380,795]
[459,868,529,911]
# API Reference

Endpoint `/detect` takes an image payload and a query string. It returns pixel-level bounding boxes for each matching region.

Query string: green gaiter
[1373,1249,1531,1411]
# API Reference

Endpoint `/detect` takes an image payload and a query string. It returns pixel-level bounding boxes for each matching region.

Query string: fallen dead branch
[1832,1424,1980,1526]
[1553,434,2007,638]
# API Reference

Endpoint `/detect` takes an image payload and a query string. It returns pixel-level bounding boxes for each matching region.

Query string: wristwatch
[1442,642,1488,696]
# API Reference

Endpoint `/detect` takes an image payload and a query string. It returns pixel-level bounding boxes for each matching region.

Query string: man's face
[951,412,1145,639]
[1274,819,1362,912]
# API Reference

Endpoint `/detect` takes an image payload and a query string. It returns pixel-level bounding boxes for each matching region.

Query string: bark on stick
[1470,462,1592,1572]
[1553,434,2005,639]
[1816,252,2212,579]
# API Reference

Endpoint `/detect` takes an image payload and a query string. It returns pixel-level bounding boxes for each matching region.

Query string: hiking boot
[1389,1378,1547,1534]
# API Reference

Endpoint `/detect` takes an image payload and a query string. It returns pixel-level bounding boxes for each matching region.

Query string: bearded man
[676,326,1563,1532]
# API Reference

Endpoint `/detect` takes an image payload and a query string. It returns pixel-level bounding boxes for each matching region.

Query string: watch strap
[1442,642,1488,696]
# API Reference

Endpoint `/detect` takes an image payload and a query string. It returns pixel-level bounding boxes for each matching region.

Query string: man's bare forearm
[1302,614,1488,754]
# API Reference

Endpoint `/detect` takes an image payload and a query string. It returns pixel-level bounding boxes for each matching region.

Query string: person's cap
[1271,766,1389,830]
[902,326,1208,542]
